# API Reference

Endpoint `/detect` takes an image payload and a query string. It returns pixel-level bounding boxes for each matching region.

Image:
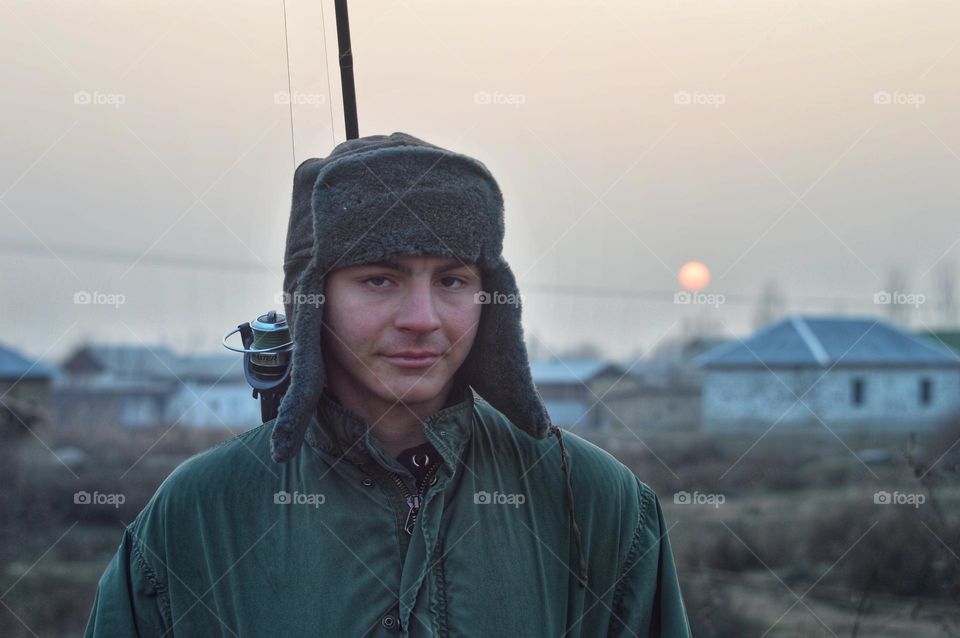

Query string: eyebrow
[361,259,476,275]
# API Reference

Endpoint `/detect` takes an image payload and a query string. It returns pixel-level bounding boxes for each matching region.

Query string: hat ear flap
[460,259,551,439]
[271,267,327,463]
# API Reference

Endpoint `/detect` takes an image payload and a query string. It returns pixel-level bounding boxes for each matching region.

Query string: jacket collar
[301,381,589,587]
[303,383,477,476]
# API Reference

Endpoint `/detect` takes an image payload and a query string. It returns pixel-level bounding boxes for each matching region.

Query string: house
[695,315,960,431]
[0,342,55,434]
[530,358,632,429]
[165,353,259,428]
[56,344,260,430]
[600,376,702,434]
[57,344,179,429]
[598,337,717,434]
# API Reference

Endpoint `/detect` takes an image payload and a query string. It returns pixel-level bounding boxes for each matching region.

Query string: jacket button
[362,477,374,487]
[380,614,397,629]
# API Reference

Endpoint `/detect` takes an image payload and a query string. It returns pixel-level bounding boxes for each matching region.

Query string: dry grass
[4,415,960,636]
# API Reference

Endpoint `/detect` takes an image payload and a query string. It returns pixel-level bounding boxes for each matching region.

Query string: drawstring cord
[550,423,588,589]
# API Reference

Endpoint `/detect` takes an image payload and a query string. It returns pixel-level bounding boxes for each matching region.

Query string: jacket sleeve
[83,523,171,637]
[608,481,692,638]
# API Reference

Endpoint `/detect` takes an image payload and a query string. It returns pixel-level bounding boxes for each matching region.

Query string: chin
[376,376,447,405]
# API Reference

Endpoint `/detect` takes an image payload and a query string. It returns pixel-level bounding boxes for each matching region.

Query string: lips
[382,351,443,369]
[386,351,442,358]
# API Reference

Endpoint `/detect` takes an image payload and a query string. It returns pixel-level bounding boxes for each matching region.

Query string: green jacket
[84,385,691,637]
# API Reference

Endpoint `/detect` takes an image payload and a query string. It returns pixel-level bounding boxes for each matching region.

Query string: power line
[0,241,277,274]
[0,240,892,309]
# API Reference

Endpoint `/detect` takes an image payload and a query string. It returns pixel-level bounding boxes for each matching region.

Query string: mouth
[381,352,443,369]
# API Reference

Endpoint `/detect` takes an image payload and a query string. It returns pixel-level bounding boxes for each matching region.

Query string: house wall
[601,387,701,432]
[54,389,169,429]
[165,382,263,429]
[536,372,639,430]
[702,366,960,430]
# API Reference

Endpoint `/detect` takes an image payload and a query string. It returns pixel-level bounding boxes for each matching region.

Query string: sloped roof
[695,315,960,369]
[530,357,626,384]
[0,343,54,381]
[63,344,180,379]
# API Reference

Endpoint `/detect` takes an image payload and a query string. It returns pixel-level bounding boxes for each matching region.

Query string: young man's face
[321,255,483,407]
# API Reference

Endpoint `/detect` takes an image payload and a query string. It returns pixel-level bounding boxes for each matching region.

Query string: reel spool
[222,310,293,423]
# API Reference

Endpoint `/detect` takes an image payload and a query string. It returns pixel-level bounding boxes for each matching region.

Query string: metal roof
[695,315,960,369]
[64,344,181,379]
[0,342,54,381]
[530,357,625,384]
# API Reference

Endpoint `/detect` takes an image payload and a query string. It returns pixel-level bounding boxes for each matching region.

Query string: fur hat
[271,131,552,463]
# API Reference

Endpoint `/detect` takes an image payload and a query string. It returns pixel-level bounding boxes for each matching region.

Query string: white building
[695,315,960,431]
[57,344,261,430]
[530,358,630,429]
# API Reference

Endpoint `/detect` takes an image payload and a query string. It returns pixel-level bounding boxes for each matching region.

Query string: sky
[3,0,960,366]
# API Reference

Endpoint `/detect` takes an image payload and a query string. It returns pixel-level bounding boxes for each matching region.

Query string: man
[84,132,691,636]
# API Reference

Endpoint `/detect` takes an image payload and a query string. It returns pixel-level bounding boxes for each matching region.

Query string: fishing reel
[222,310,293,423]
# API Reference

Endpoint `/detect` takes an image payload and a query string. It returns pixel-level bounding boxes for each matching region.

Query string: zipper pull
[403,494,423,535]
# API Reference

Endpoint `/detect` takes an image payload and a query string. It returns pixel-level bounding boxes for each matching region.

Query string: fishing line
[281,0,297,170]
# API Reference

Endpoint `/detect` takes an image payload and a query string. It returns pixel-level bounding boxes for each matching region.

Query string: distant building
[0,342,55,434]
[530,358,632,429]
[695,315,960,431]
[165,353,257,428]
[644,334,732,387]
[601,378,702,433]
[57,344,259,429]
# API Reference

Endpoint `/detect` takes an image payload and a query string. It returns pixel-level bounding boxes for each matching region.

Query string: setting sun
[678,261,711,292]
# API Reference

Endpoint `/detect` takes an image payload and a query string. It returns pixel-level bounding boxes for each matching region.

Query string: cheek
[323,287,381,351]
[444,302,483,348]
[327,301,379,348]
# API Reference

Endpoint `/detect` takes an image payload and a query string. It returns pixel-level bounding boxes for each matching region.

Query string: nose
[394,278,442,333]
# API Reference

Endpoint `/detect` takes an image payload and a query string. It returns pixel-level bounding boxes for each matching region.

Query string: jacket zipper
[389,461,441,535]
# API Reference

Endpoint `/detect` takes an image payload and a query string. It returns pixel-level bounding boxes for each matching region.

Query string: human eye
[438,276,468,289]
[362,276,393,289]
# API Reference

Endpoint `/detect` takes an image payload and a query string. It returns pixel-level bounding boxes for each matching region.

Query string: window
[919,377,933,405]
[851,378,865,406]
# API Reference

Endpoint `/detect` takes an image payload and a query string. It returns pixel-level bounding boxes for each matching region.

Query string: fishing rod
[335,0,359,140]
[223,0,358,423]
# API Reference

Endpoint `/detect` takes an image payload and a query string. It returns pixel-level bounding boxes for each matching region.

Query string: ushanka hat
[271,131,552,464]
[272,131,588,587]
